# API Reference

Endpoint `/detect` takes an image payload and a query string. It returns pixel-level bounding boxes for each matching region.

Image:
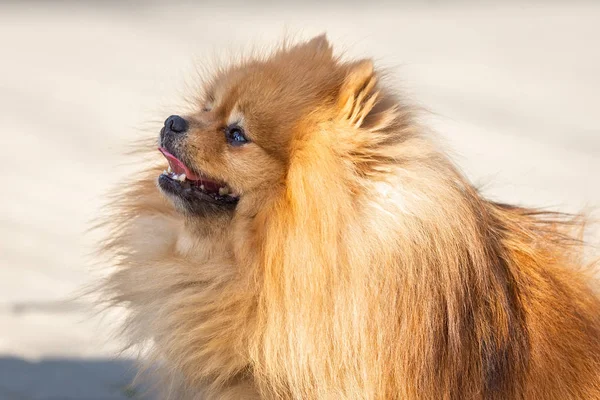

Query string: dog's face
[157,35,349,216]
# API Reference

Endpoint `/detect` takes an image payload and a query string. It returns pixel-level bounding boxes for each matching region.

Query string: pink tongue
[158,147,201,180]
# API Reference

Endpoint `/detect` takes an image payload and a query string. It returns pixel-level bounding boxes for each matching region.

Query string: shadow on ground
[0,357,147,400]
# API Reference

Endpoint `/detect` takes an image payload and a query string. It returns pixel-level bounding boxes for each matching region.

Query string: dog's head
[158,35,401,217]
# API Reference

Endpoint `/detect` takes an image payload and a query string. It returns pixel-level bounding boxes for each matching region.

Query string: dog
[100,35,600,399]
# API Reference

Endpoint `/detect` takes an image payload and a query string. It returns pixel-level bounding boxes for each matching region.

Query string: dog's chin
[158,174,238,217]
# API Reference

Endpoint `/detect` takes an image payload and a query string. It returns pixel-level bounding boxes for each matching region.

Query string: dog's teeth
[167,166,172,173]
[219,187,229,196]
[162,170,167,174]
[200,185,205,190]
[177,174,186,182]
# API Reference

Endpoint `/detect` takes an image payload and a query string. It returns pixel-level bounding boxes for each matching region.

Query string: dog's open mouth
[157,147,239,209]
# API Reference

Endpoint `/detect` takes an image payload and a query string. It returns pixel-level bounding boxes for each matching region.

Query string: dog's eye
[225,125,249,146]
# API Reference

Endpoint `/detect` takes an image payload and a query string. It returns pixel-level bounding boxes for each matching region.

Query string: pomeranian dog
[100,35,600,399]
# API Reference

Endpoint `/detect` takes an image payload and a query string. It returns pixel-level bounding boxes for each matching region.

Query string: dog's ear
[337,60,399,132]
[304,34,331,53]
[286,34,333,59]
[338,59,380,128]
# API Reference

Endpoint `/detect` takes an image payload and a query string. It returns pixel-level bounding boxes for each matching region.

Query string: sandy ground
[0,1,598,398]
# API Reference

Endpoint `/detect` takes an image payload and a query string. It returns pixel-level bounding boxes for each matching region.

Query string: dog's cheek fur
[183,124,284,195]
[99,166,259,399]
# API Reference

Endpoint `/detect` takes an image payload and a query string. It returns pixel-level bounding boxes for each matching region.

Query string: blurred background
[0,1,599,398]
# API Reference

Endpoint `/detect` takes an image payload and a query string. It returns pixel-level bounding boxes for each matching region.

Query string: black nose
[164,115,188,134]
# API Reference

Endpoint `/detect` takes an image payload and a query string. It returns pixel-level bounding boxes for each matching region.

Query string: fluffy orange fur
[100,35,600,399]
